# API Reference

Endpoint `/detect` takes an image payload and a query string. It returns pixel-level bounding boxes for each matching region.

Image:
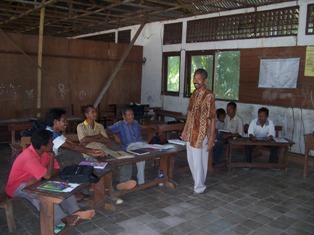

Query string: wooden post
[37,1,46,117]
[93,22,145,107]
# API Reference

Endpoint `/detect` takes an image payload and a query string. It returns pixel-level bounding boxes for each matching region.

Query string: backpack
[60,165,100,183]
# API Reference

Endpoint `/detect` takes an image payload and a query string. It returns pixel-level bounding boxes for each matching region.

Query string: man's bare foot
[61,215,80,226]
[73,210,95,220]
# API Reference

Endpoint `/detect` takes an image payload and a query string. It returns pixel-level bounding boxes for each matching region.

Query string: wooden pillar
[37,1,46,117]
[93,22,145,107]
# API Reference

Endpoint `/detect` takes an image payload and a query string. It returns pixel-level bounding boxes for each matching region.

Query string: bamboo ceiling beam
[0,0,60,26]
[37,1,46,118]
[93,22,145,108]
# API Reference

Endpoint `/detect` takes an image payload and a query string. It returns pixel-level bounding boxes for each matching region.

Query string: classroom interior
[0,0,314,234]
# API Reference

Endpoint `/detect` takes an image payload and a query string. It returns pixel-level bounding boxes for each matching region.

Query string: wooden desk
[304,134,314,178]
[228,138,294,171]
[101,144,186,196]
[0,118,33,144]
[23,167,114,235]
[23,180,89,235]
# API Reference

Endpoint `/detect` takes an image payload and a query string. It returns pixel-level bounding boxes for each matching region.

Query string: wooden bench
[304,133,314,178]
[153,109,183,122]
[0,193,16,233]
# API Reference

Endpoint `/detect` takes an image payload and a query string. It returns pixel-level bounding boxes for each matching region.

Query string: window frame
[162,52,181,96]
[184,50,215,97]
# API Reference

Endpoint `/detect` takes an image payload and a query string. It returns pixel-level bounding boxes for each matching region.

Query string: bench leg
[3,200,16,232]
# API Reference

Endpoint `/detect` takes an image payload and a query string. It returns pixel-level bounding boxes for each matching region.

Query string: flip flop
[61,215,80,226]
[116,180,137,190]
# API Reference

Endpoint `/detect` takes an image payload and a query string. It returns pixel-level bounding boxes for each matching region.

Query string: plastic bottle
[158,169,164,186]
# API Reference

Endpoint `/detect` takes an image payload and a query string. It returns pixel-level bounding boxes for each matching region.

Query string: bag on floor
[60,165,100,183]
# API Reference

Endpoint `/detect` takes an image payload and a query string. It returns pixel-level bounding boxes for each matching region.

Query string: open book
[38,181,79,192]
[168,139,186,146]
[127,148,150,155]
[105,149,135,159]
[79,161,107,169]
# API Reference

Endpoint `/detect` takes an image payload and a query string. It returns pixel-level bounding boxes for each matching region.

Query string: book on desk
[79,161,108,169]
[38,181,79,192]
[127,148,150,155]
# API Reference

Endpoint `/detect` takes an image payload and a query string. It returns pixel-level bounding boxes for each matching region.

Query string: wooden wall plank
[0,33,143,120]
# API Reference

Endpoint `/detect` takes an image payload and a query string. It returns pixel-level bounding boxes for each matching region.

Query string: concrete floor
[0,143,314,235]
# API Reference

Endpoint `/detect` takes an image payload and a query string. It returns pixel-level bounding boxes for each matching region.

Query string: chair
[275,125,283,138]
[0,193,16,232]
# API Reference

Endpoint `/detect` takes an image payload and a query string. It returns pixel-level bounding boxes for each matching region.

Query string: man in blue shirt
[107,107,146,185]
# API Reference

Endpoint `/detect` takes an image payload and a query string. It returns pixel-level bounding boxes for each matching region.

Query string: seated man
[77,105,136,197]
[213,108,226,165]
[213,102,244,165]
[5,129,95,231]
[45,108,105,169]
[106,106,146,185]
[245,107,278,163]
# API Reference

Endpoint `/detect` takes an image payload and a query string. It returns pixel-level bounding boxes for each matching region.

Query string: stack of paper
[79,161,108,169]
[145,144,174,150]
[105,149,135,159]
[168,139,186,146]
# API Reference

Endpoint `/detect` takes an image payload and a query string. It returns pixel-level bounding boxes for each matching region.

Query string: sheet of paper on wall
[305,46,314,76]
[258,58,300,88]
[273,138,289,143]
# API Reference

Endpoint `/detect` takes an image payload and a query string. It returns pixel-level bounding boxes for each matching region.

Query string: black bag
[60,165,100,183]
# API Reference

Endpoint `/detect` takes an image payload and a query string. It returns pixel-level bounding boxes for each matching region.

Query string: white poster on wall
[258,58,300,88]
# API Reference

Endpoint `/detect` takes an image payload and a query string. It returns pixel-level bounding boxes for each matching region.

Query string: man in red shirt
[5,129,95,228]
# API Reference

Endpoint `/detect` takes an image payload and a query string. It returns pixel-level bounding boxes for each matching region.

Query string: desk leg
[93,172,116,211]
[304,149,308,179]
[283,147,288,172]
[39,199,54,235]
[166,154,178,188]
[227,144,232,172]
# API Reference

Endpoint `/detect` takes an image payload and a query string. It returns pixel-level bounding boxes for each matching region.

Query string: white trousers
[186,137,208,193]
[126,142,147,185]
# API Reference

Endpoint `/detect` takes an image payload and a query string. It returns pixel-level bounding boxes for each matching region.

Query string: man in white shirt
[223,102,244,138]
[245,107,278,163]
[213,102,243,165]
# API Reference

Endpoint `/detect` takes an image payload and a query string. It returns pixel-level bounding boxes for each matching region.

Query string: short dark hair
[121,106,134,116]
[227,102,237,109]
[194,68,208,80]
[216,108,226,118]
[82,105,95,115]
[31,129,52,149]
[258,107,269,117]
[45,108,67,127]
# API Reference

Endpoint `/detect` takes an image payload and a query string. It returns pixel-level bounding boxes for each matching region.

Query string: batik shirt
[186,88,216,148]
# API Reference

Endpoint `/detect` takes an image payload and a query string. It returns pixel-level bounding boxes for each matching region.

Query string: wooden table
[0,118,33,144]
[304,133,314,178]
[23,166,114,235]
[101,144,186,196]
[227,137,294,171]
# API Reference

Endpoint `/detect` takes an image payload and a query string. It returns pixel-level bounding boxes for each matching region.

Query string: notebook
[168,139,186,146]
[38,181,79,192]
[127,148,150,155]
[79,161,108,169]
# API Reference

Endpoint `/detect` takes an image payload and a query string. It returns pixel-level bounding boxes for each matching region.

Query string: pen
[75,166,79,174]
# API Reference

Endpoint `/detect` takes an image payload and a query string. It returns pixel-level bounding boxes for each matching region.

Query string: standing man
[181,68,216,195]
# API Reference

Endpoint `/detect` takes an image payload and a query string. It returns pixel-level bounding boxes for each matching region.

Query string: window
[162,52,180,95]
[306,4,314,35]
[118,30,131,43]
[163,22,183,45]
[185,50,240,100]
[186,6,299,42]
[215,51,240,100]
[185,51,214,96]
